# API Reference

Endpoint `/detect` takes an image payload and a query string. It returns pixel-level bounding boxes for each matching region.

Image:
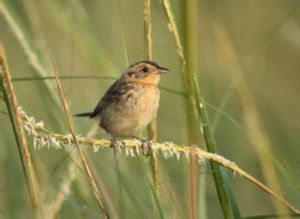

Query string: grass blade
[20,108,300,215]
[0,2,60,106]
[144,0,160,197]
[213,22,291,216]
[0,45,40,217]
[52,58,111,218]
[160,0,238,217]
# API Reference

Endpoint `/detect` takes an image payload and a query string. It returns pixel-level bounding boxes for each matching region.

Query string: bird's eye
[142,66,149,73]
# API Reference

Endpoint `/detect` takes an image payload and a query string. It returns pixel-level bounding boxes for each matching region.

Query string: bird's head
[123,61,169,85]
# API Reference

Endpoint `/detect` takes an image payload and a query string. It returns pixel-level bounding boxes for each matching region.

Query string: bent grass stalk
[213,22,289,216]
[52,59,110,218]
[0,45,40,217]
[0,3,47,77]
[19,107,300,215]
[0,3,59,105]
[20,0,51,71]
[144,0,160,196]
[161,0,236,217]
[43,0,115,71]
[212,8,299,132]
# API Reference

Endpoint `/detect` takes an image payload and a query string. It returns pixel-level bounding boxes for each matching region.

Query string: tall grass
[144,0,161,201]
[0,46,40,217]
[213,22,288,217]
[1,1,300,218]
[53,59,110,218]
[161,0,238,217]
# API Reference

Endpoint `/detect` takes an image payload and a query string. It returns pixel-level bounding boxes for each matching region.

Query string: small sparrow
[75,61,169,148]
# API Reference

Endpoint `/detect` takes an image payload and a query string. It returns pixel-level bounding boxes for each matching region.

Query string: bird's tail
[74,112,93,117]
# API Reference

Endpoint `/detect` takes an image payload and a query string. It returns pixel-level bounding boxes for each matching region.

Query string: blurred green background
[1,0,300,218]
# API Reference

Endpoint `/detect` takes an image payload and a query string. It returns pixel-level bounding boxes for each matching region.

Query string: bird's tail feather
[74,112,93,117]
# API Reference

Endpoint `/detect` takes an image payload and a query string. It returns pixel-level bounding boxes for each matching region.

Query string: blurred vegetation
[1,0,300,218]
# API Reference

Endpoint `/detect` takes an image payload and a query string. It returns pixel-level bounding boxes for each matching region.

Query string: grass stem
[144,0,160,196]
[0,45,40,217]
[161,0,237,217]
[19,107,300,215]
[52,58,111,218]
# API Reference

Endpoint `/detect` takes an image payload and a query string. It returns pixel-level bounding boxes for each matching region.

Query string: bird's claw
[111,139,121,163]
[140,139,153,156]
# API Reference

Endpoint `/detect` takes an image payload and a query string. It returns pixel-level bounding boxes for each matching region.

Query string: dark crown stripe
[129,60,160,68]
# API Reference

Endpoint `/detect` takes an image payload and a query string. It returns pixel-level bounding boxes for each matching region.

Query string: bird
[75,60,169,153]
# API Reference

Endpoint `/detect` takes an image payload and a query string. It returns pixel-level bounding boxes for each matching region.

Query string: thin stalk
[42,0,115,71]
[144,0,153,61]
[161,0,237,217]
[213,22,289,217]
[52,59,110,218]
[115,1,130,216]
[117,0,130,66]
[0,45,40,217]
[11,75,187,96]
[162,0,234,218]
[12,75,116,82]
[19,108,300,215]
[45,144,118,219]
[212,8,298,131]
[20,0,51,71]
[182,1,202,218]
[144,0,160,196]
[137,158,164,219]
[0,2,59,105]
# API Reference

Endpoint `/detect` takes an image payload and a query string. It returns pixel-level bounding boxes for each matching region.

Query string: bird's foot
[111,138,122,163]
[132,137,153,156]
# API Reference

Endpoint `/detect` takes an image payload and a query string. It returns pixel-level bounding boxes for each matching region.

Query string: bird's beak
[158,66,169,74]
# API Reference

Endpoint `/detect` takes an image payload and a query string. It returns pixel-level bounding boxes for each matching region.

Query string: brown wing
[90,79,132,118]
